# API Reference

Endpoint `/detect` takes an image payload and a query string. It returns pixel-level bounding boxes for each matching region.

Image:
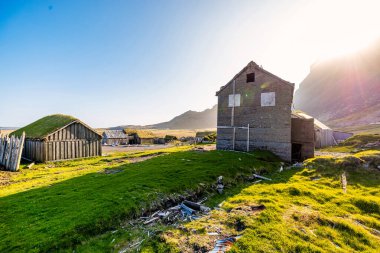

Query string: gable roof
[103,130,129,139]
[216,61,294,96]
[12,114,101,140]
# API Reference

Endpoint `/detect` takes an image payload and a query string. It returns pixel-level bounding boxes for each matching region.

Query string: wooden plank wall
[23,122,102,162]
[0,133,25,171]
[43,140,101,162]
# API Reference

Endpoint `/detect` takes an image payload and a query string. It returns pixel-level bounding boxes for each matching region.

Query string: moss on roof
[124,129,158,138]
[12,114,77,139]
[195,131,216,138]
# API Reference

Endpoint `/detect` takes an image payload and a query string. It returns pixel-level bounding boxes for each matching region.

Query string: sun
[290,0,380,61]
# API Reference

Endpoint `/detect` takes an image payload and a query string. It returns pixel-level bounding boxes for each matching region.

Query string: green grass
[154,154,380,253]
[0,147,280,252]
[0,146,193,197]
[12,114,78,138]
[321,134,380,153]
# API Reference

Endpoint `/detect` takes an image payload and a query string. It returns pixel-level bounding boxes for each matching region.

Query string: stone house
[216,61,314,161]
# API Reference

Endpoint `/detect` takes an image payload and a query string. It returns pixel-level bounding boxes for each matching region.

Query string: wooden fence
[0,132,25,171]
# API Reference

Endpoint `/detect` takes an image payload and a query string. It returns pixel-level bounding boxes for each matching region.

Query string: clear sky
[1,0,379,127]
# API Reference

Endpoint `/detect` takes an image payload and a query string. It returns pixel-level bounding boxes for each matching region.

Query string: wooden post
[231,79,236,126]
[232,127,236,150]
[247,124,250,152]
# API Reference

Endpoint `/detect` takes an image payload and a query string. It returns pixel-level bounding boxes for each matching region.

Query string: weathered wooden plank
[47,142,52,161]
[59,141,65,160]
[79,140,82,158]
[0,133,25,171]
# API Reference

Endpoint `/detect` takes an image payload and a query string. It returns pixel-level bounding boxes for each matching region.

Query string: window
[228,94,241,107]
[261,92,275,106]
[246,72,255,82]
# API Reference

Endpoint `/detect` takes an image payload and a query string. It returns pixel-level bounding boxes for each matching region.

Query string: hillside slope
[113,105,217,130]
[294,40,380,128]
[151,105,217,129]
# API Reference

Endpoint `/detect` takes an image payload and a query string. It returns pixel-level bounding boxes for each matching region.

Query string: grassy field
[1,134,379,252]
[153,152,380,253]
[321,134,380,153]
[0,146,192,197]
[95,128,217,138]
[147,129,216,138]
[0,146,280,252]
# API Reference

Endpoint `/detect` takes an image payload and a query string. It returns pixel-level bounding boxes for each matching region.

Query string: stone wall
[216,63,294,161]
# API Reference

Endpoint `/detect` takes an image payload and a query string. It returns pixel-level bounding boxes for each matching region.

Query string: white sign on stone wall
[228,94,241,107]
[261,92,275,106]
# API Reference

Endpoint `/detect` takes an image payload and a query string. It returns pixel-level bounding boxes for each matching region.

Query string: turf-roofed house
[12,114,102,162]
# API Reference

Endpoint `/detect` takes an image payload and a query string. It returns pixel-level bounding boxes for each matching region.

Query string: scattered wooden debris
[27,162,35,169]
[216,176,224,194]
[253,174,272,181]
[136,199,212,227]
[208,235,242,253]
[143,217,159,225]
[183,200,211,212]
[119,239,145,253]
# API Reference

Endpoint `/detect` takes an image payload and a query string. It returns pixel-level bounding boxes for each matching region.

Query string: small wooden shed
[124,129,160,145]
[293,111,337,148]
[102,130,129,145]
[12,114,102,162]
[291,112,315,161]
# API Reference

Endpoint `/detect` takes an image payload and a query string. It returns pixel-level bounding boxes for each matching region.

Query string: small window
[228,94,241,107]
[246,72,255,82]
[261,92,275,106]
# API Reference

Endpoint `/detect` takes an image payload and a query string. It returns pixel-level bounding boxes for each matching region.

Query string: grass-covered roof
[12,114,78,139]
[124,129,159,138]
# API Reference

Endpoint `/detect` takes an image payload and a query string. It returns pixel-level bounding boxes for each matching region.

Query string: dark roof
[12,114,100,139]
[216,61,294,96]
[103,130,129,139]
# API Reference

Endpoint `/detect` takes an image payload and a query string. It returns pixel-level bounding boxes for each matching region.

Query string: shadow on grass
[0,150,287,253]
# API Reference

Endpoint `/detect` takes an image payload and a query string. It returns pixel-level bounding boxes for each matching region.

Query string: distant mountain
[0,127,18,130]
[294,39,380,128]
[112,105,217,130]
[151,105,217,129]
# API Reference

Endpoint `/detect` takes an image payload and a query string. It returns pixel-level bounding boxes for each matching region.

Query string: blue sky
[1,0,379,127]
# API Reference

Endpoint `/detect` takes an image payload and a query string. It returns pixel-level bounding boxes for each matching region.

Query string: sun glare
[292,0,380,61]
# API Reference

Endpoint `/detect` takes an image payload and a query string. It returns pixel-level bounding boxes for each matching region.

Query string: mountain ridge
[294,39,380,128]
[111,105,217,130]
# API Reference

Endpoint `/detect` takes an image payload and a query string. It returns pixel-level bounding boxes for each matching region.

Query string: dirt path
[102,144,174,154]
